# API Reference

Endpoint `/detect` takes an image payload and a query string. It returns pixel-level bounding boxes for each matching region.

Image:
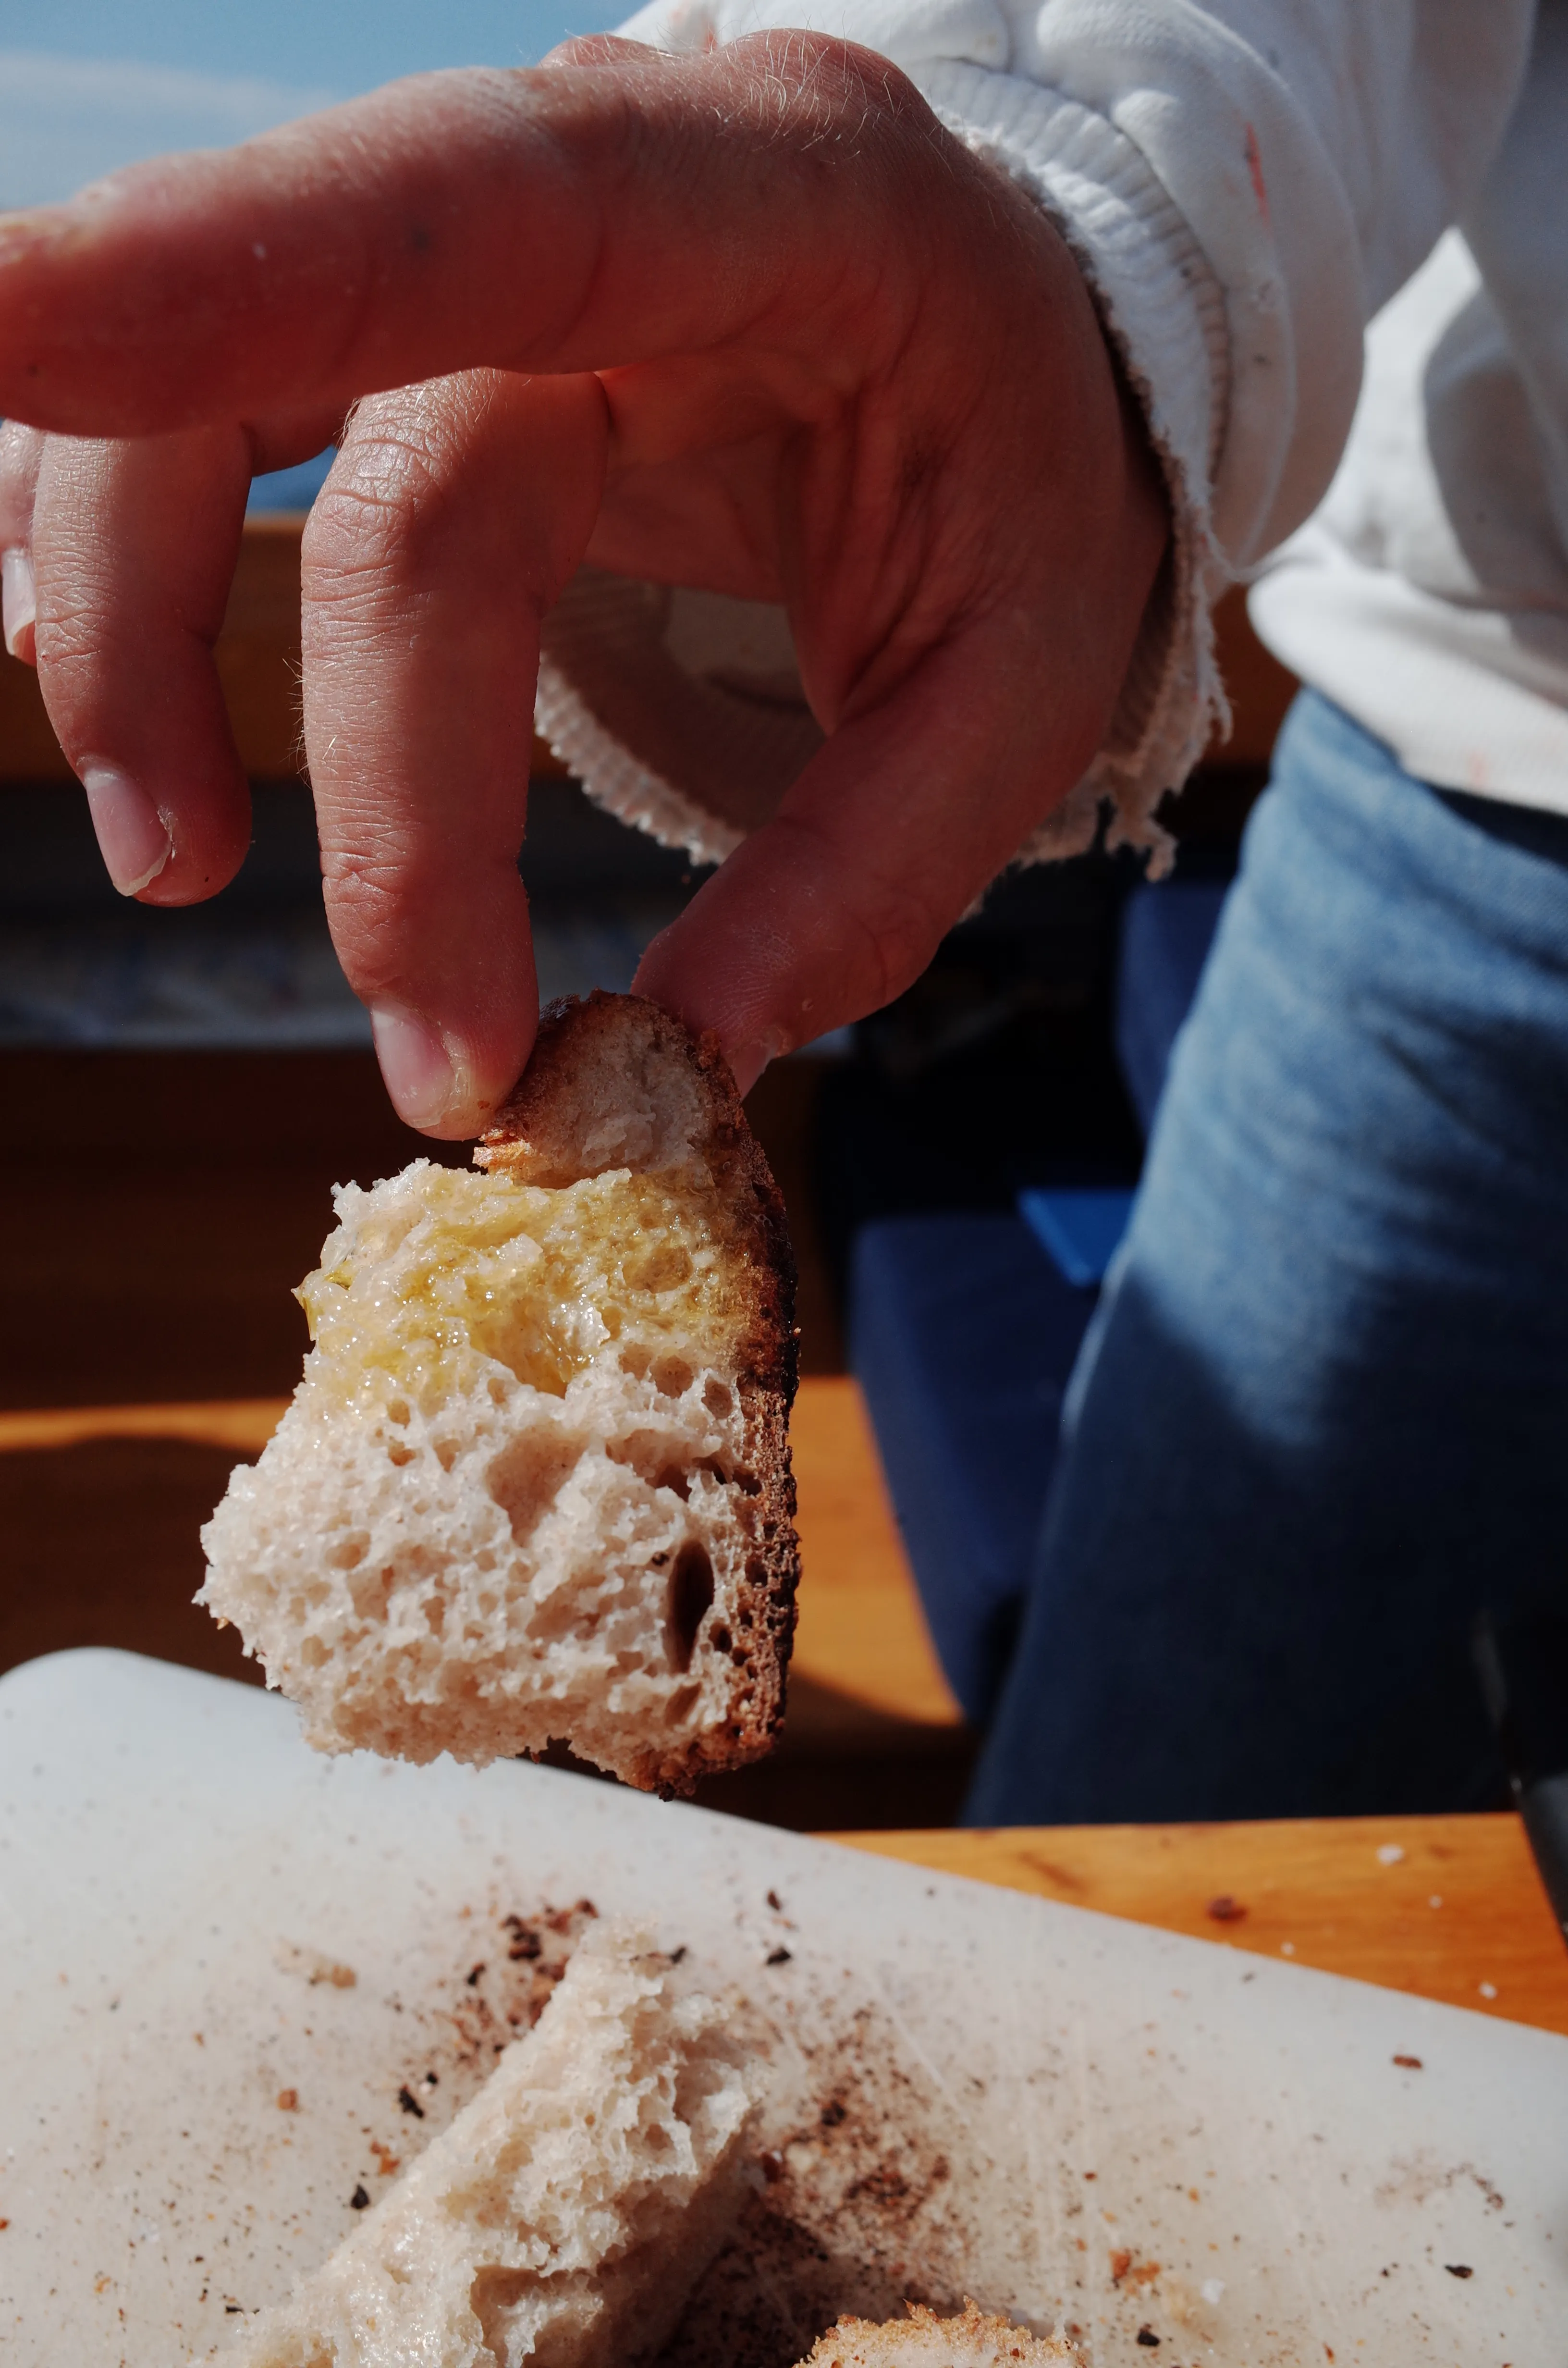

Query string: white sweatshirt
[537,0,1562,870]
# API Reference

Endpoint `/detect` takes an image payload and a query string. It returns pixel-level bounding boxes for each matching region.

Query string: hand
[0,33,1167,1131]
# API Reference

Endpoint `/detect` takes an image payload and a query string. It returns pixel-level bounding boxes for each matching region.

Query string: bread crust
[478,992,800,1792]
[799,2302,1082,2368]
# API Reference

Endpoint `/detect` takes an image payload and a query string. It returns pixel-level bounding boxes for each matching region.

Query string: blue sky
[0,2,629,208]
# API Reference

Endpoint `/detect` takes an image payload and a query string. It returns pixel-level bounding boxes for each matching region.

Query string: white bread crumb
[220,1923,759,2368]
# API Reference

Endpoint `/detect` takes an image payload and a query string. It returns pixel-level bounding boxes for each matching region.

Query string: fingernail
[2,546,36,660]
[728,1026,790,1098]
[371,1005,463,1130]
[81,764,173,895]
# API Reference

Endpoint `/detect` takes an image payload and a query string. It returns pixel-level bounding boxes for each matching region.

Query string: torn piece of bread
[221,1923,760,2368]
[799,2303,1082,2368]
[198,992,798,1791]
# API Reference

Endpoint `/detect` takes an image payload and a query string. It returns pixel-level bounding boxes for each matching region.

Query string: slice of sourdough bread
[220,1924,760,2368]
[198,992,798,1791]
[799,2304,1082,2368]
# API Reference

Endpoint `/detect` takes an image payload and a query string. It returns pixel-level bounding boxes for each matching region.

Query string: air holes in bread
[652,1355,694,1399]
[487,1428,581,1548]
[702,1377,733,1418]
[470,2265,531,2357]
[667,1541,715,1673]
[606,1429,698,1499]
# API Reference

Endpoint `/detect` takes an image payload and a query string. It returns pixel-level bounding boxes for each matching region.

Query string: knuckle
[319,855,408,988]
[730,28,926,136]
[302,381,497,603]
[0,420,44,537]
[547,33,653,69]
[303,452,430,599]
[34,586,115,694]
[569,31,933,186]
[303,474,404,585]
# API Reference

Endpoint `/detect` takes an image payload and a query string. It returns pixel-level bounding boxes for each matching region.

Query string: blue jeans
[968,692,1568,1823]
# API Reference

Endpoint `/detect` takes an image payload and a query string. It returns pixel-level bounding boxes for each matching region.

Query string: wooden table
[3,1377,1564,2037]
[839,1813,1568,2039]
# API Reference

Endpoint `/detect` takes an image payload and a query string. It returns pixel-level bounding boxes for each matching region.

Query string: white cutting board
[1,1650,1564,2368]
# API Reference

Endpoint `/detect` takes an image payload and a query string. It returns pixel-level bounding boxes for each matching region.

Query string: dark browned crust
[478,992,799,1793]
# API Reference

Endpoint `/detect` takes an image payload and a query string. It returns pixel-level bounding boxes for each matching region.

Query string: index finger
[0,36,933,440]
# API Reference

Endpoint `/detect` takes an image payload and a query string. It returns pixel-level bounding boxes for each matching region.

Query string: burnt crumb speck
[846,2166,911,2205]
[1136,2330,1161,2347]
[349,2185,370,2210]
[1444,2264,1473,2279]
[767,1947,794,1967]
[820,2101,846,2129]
[767,1890,783,1912]
[1205,1895,1247,1924]
[396,1898,598,2127]
[669,1946,688,1965]
[1392,2054,1422,2070]
[503,1916,543,1962]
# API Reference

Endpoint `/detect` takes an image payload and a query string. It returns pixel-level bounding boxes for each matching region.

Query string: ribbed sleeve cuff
[916,59,1233,874]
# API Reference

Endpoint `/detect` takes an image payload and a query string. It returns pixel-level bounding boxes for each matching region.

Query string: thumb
[632,622,1107,1093]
